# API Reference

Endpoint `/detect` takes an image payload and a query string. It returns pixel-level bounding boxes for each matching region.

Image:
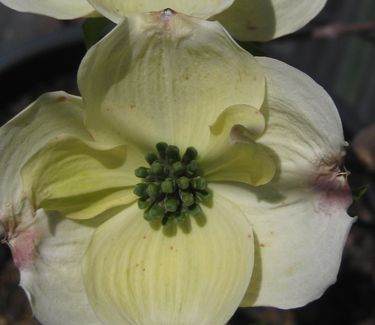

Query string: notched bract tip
[137,8,212,40]
[312,156,352,215]
[161,8,177,17]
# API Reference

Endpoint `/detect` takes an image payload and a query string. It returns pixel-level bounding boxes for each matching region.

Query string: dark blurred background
[0,0,374,324]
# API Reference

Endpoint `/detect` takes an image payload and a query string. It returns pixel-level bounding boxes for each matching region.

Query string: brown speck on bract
[56,96,67,102]
[246,22,257,31]
[142,268,146,272]
[170,246,174,250]
[287,265,296,276]
[260,243,266,248]
[143,235,147,239]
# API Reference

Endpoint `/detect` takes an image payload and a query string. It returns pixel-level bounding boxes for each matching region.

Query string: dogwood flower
[0,10,353,325]
[0,0,327,41]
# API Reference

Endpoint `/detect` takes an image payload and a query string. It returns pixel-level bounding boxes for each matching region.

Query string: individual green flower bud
[189,204,204,217]
[137,198,149,210]
[166,145,180,161]
[161,179,175,194]
[172,161,185,176]
[146,183,160,199]
[149,162,163,176]
[191,177,207,191]
[177,176,190,190]
[182,147,198,164]
[150,204,164,217]
[134,167,148,178]
[145,152,158,165]
[133,183,147,197]
[180,191,195,207]
[187,160,200,176]
[195,190,211,203]
[145,175,156,182]
[156,142,168,159]
[164,198,178,212]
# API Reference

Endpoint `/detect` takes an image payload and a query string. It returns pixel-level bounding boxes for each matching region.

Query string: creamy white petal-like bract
[0,0,94,19]
[83,196,254,324]
[213,0,327,41]
[78,12,274,188]
[214,57,354,308]
[0,92,90,221]
[0,93,101,324]
[16,210,102,325]
[78,12,265,150]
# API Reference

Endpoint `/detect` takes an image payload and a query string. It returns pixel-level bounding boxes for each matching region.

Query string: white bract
[0,11,353,325]
[0,0,327,41]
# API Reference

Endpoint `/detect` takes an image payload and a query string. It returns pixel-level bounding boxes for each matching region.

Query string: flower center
[134,143,210,225]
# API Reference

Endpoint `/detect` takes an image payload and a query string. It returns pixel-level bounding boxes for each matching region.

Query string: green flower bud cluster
[133,142,210,225]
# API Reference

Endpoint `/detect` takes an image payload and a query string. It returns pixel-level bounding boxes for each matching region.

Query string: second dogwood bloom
[0,0,327,40]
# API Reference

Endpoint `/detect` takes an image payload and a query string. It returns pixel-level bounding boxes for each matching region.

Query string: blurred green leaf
[82,17,111,49]
[353,184,369,203]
